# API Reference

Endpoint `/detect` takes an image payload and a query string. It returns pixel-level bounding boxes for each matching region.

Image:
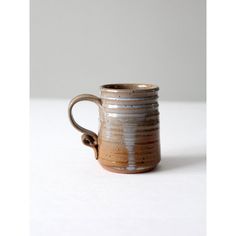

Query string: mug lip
[100,83,159,92]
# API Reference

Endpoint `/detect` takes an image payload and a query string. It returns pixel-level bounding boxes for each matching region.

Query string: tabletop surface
[31,99,206,236]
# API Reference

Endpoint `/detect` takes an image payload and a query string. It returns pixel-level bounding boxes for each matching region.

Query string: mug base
[100,164,158,174]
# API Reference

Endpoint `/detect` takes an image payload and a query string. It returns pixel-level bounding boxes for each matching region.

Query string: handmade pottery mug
[68,84,161,174]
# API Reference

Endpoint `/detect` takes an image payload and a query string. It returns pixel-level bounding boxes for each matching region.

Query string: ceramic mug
[68,84,161,174]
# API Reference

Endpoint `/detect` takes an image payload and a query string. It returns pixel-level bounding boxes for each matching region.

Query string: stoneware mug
[68,83,161,174]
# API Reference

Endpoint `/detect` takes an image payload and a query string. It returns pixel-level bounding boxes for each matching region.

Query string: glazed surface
[98,85,161,173]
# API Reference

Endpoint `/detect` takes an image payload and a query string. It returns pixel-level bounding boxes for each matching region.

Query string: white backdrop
[30,1,206,235]
[30,0,205,101]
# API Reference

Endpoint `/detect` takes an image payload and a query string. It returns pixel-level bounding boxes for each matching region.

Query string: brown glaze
[68,84,161,174]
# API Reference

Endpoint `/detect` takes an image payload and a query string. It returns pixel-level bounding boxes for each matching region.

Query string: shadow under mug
[68,83,161,174]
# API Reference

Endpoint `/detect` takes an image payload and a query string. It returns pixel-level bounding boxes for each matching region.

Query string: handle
[68,94,102,159]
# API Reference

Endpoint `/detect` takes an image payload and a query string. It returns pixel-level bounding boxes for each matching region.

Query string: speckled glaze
[68,84,161,174]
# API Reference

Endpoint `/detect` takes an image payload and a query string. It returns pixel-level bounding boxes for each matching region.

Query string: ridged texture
[98,85,160,173]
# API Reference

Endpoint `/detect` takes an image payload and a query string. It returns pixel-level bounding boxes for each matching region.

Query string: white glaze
[101,95,158,101]
[106,104,158,109]
[123,124,137,171]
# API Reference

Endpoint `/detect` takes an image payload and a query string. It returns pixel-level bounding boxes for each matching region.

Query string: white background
[30,2,206,234]
[30,0,205,101]
[31,0,206,233]
[31,100,206,236]
[1,1,236,236]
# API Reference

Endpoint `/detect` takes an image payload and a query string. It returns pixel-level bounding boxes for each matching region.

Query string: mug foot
[100,164,158,174]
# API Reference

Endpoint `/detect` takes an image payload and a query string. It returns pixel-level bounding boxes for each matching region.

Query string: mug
[68,84,161,174]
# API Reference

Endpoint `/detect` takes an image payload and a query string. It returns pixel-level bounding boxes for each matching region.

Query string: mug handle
[68,94,102,159]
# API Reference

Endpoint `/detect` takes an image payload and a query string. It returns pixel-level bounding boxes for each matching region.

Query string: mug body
[98,84,161,173]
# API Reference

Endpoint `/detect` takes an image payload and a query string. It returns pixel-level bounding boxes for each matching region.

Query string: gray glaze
[68,83,161,174]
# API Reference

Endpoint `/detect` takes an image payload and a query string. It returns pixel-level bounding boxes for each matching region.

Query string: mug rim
[100,83,159,92]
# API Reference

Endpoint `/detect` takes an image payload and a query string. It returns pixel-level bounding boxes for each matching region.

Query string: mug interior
[101,83,158,91]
